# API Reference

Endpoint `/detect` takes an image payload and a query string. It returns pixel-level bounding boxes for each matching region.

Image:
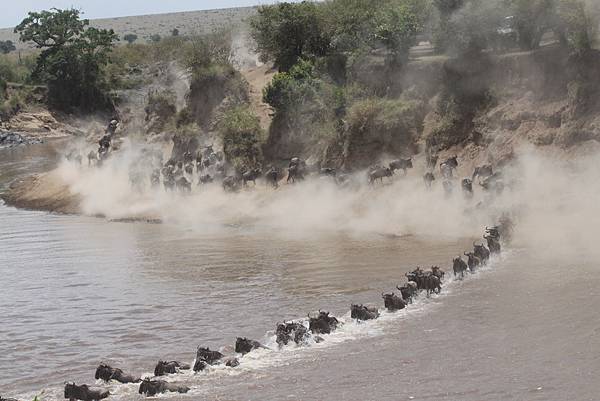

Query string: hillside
[0,7,256,50]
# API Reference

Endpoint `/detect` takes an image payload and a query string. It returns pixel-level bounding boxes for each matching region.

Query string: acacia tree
[15,8,117,111]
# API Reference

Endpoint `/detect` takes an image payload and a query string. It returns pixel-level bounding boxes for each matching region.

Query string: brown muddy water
[1,142,599,401]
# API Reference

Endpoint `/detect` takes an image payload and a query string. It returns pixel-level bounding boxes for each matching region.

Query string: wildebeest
[406,267,426,290]
[479,172,504,194]
[94,364,140,384]
[485,226,500,240]
[193,347,224,372]
[308,311,339,334]
[275,322,309,347]
[287,157,307,183]
[464,252,481,272]
[222,176,241,192]
[426,153,439,171]
[87,150,98,167]
[138,379,190,396]
[150,169,161,187]
[389,158,413,175]
[396,281,418,303]
[424,172,435,188]
[64,383,109,401]
[473,242,491,264]
[382,292,406,312]
[431,266,445,281]
[461,178,473,196]
[351,304,379,320]
[484,234,501,254]
[224,357,240,367]
[198,174,213,185]
[153,360,190,377]
[440,156,458,179]
[423,274,441,296]
[453,257,468,279]
[175,176,191,192]
[184,162,194,175]
[0,396,19,401]
[472,164,493,181]
[235,337,267,355]
[368,167,392,184]
[287,164,305,183]
[265,166,280,188]
[242,168,262,186]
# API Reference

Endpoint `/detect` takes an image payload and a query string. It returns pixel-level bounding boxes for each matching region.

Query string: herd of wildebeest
[25,129,518,401]
[67,120,505,196]
[0,217,513,401]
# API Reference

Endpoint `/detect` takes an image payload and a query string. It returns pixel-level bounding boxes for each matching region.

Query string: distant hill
[0,6,257,50]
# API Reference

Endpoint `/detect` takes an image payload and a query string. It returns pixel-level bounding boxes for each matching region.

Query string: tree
[14,8,118,111]
[123,33,138,44]
[373,2,423,67]
[250,2,331,71]
[0,40,16,54]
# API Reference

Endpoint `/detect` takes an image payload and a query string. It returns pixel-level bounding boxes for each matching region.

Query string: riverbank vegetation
[250,0,599,168]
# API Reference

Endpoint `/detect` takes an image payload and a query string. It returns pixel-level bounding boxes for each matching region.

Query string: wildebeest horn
[473,241,477,247]
[396,285,402,291]
[381,292,385,297]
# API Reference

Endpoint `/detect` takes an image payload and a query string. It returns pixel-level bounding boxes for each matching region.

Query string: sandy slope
[2,171,81,214]
[241,64,276,132]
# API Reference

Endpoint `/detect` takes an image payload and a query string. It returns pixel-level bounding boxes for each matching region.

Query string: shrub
[219,107,264,172]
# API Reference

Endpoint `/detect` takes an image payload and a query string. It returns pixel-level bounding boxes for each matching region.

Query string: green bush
[219,107,264,171]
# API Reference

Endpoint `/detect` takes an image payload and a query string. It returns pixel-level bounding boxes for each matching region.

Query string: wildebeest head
[94,364,113,381]
[154,361,178,377]
[445,155,458,168]
[235,337,263,355]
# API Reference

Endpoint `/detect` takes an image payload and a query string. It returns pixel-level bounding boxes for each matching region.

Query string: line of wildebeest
[0,218,513,401]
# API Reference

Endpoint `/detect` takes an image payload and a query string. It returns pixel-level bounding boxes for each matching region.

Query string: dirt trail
[241,64,276,132]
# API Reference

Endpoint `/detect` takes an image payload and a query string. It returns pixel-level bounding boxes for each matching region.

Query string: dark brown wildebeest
[308,311,339,334]
[382,292,406,312]
[440,155,458,179]
[389,158,413,175]
[242,168,262,186]
[275,321,309,347]
[351,304,379,320]
[64,383,109,401]
[138,379,189,396]
[95,364,140,384]
[368,167,392,184]
[453,257,468,279]
[153,360,190,377]
[193,346,224,372]
[424,172,435,188]
[464,252,481,272]
[235,337,267,355]
[473,242,490,264]
[484,234,501,254]
[396,281,418,303]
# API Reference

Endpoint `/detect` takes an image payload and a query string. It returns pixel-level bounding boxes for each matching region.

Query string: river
[1,141,599,401]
